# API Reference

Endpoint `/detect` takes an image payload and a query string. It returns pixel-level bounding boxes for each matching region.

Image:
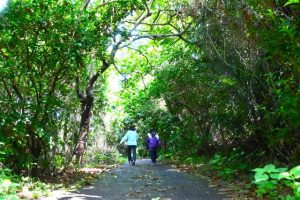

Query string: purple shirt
[146,133,161,150]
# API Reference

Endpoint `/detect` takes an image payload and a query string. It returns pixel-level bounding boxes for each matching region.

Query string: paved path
[55,159,227,200]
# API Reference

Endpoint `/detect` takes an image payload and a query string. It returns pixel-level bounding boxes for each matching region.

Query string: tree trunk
[71,73,99,164]
[70,54,112,165]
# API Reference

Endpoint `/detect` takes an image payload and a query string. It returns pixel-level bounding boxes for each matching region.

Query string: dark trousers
[127,145,137,162]
[149,150,157,163]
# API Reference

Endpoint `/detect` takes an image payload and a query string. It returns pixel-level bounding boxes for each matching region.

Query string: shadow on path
[49,159,228,200]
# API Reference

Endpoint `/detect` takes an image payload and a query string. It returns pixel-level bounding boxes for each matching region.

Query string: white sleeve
[120,132,128,144]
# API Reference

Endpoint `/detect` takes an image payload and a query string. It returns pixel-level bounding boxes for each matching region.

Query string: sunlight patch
[0,0,8,13]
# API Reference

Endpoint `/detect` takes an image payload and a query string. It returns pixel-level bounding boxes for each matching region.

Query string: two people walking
[119,126,161,165]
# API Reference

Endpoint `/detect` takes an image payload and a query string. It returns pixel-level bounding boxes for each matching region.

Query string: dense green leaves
[0,0,299,198]
[106,2,300,199]
[253,164,300,198]
[111,0,300,163]
[0,0,144,173]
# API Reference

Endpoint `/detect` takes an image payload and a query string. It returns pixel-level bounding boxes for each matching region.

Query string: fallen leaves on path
[163,161,256,200]
[36,164,118,200]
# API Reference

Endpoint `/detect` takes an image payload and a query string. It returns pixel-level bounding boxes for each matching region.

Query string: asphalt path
[51,159,228,200]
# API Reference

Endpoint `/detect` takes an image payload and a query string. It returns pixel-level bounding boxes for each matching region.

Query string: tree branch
[94,0,127,10]
[122,33,181,48]
[113,63,128,81]
[99,10,152,73]
[100,58,111,73]
[88,73,100,87]
[2,78,12,100]
[86,73,100,98]
[82,0,91,11]
[76,76,86,101]
[126,46,154,70]
[136,71,147,88]
[12,80,23,101]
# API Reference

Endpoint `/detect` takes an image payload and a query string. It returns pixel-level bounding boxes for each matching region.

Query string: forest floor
[40,159,238,200]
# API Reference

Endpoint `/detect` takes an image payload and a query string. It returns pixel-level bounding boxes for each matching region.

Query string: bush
[92,151,126,165]
[253,164,300,199]
[208,150,249,180]
[0,168,19,199]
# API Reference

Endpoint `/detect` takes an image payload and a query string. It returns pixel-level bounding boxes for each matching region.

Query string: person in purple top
[146,128,161,165]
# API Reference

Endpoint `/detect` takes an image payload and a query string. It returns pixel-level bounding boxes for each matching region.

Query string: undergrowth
[162,148,300,199]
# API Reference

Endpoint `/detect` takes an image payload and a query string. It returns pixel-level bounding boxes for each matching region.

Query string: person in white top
[120,125,138,165]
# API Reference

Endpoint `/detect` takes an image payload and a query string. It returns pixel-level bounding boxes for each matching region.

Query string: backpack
[147,133,161,149]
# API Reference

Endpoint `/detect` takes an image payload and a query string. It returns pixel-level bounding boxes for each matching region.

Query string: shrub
[253,164,300,199]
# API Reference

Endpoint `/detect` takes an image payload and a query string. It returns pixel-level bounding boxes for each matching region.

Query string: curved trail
[56,159,228,200]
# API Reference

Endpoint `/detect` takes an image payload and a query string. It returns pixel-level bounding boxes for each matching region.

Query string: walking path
[46,159,228,200]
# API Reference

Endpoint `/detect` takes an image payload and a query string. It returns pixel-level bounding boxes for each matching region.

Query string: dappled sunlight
[58,193,103,199]
[81,186,96,190]
[0,0,8,13]
[165,168,180,173]
[42,191,103,200]
[0,0,299,199]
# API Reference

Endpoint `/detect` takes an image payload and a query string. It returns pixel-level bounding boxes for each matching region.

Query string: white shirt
[120,130,138,146]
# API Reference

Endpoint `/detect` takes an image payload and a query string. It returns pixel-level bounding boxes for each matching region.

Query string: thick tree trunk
[70,56,111,165]
[26,123,44,176]
[71,73,99,164]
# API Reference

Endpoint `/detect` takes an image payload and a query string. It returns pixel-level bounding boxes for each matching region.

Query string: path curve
[52,159,228,200]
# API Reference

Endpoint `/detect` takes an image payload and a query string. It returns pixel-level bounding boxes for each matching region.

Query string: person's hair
[150,128,156,135]
[129,125,136,131]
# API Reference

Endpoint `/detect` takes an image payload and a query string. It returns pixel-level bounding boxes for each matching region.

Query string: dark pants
[127,145,137,163]
[149,150,157,164]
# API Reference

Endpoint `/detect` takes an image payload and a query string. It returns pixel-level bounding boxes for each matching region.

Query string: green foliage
[0,168,19,199]
[284,0,300,6]
[0,168,52,199]
[0,0,299,198]
[52,155,65,169]
[0,0,146,174]
[253,165,300,199]
[86,151,126,166]
[110,0,300,168]
[208,150,249,180]
[183,156,206,165]
[0,0,98,172]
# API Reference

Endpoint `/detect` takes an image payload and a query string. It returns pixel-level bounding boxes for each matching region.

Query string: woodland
[0,0,299,199]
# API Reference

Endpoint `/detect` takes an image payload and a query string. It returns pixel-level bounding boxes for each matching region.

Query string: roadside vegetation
[0,0,299,199]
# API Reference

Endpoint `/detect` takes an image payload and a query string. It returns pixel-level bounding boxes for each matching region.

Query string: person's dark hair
[129,125,136,131]
[150,128,156,135]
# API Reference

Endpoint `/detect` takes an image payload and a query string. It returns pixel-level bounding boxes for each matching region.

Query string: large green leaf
[270,172,290,180]
[277,168,288,173]
[278,172,291,180]
[294,182,300,197]
[264,164,277,173]
[290,166,300,179]
[255,173,269,183]
[284,0,300,6]
[252,167,264,173]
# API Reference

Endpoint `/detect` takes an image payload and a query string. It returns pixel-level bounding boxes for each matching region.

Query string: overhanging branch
[113,63,128,81]
[126,46,154,70]
[94,0,127,10]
